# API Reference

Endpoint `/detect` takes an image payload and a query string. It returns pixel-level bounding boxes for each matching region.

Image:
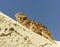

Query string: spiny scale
[15,12,56,44]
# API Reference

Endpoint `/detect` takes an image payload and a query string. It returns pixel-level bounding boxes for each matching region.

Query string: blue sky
[0,0,60,41]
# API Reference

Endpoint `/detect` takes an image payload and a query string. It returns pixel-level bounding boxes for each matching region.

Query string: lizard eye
[24,18,26,20]
[23,17,27,20]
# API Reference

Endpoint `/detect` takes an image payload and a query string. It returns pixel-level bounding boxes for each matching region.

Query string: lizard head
[15,12,27,23]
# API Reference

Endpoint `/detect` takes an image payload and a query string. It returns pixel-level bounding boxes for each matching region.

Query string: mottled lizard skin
[15,12,56,44]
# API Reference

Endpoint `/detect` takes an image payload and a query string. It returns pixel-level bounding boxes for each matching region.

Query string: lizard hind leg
[41,31,56,44]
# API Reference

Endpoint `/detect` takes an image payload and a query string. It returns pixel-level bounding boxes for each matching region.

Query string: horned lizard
[15,12,56,44]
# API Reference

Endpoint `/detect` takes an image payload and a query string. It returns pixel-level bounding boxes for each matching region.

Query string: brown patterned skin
[15,12,56,44]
